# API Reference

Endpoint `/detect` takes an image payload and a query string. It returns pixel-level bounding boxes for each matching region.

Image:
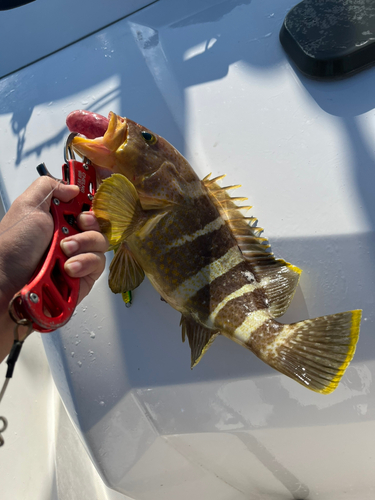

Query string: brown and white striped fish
[67,110,361,394]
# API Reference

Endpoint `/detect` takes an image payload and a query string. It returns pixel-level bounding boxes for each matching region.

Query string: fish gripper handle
[9,159,97,333]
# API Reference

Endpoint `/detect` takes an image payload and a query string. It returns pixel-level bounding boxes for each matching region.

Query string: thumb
[21,177,80,213]
[52,181,80,202]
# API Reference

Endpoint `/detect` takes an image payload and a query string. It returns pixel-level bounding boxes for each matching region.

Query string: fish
[66,110,361,394]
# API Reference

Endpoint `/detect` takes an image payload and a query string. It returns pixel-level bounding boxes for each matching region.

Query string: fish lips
[72,135,114,169]
[68,111,128,172]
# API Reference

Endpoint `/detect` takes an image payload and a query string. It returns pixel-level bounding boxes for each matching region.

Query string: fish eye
[141,131,157,145]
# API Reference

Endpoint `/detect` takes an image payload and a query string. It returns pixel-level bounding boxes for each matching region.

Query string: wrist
[0,257,16,317]
[0,308,17,363]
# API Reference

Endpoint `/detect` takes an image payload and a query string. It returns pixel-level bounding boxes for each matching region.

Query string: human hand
[0,177,108,361]
[60,211,108,303]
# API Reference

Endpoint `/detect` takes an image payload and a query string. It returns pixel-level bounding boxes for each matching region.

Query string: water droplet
[90,331,96,339]
[77,361,82,367]
[71,352,74,357]
[99,401,105,406]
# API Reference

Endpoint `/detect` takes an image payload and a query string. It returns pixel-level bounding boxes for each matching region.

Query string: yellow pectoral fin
[138,193,177,210]
[93,173,146,247]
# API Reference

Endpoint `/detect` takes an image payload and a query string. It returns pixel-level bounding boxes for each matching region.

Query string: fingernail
[65,260,82,275]
[61,239,79,255]
[79,212,96,228]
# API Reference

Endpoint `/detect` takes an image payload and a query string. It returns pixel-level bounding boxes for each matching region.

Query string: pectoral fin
[181,315,220,368]
[93,173,147,247]
[138,193,177,210]
[109,242,145,293]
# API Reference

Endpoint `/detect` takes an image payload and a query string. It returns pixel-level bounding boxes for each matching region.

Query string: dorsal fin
[203,174,302,317]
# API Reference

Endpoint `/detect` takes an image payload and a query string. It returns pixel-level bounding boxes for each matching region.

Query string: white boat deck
[1,1,375,498]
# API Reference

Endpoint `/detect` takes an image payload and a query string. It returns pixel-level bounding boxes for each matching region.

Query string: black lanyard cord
[0,320,33,447]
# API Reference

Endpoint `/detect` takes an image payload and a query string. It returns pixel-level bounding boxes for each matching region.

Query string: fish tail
[256,310,361,393]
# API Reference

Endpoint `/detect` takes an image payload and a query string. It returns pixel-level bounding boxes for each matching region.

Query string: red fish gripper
[9,139,96,333]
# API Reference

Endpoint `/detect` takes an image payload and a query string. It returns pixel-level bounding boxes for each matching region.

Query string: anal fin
[109,242,145,293]
[180,315,220,368]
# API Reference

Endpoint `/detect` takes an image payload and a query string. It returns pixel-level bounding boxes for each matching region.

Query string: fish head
[71,112,143,177]
[67,110,201,207]
[70,111,186,176]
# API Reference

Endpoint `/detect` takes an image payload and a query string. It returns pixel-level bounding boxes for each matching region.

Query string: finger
[52,182,80,202]
[64,252,106,281]
[61,230,108,257]
[77,212,101,232]
[77,275,96,305]
[24,177,79,207]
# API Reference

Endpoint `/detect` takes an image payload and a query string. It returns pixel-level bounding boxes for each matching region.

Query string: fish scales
[188,260,256,312]
[131,215,247,319]
[147,220,236,286]
[215,290,269,330]
[131,201,235,285]
[67,110,361,394]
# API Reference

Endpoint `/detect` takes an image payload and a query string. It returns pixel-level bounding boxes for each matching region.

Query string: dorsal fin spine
[202,173,303,318]
[205,174,226,185]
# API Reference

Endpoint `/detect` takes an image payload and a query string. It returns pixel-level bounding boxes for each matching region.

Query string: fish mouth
[66,111,127,171]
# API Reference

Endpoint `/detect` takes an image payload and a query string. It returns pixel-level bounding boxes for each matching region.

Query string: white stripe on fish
[171,246,243,302]
[233,309,271,343]
[207,282,260,327]
[165,216,225,250]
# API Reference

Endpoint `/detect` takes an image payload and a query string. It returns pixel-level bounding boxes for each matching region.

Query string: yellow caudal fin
[93,173,147,247]
[270,310,361,393]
